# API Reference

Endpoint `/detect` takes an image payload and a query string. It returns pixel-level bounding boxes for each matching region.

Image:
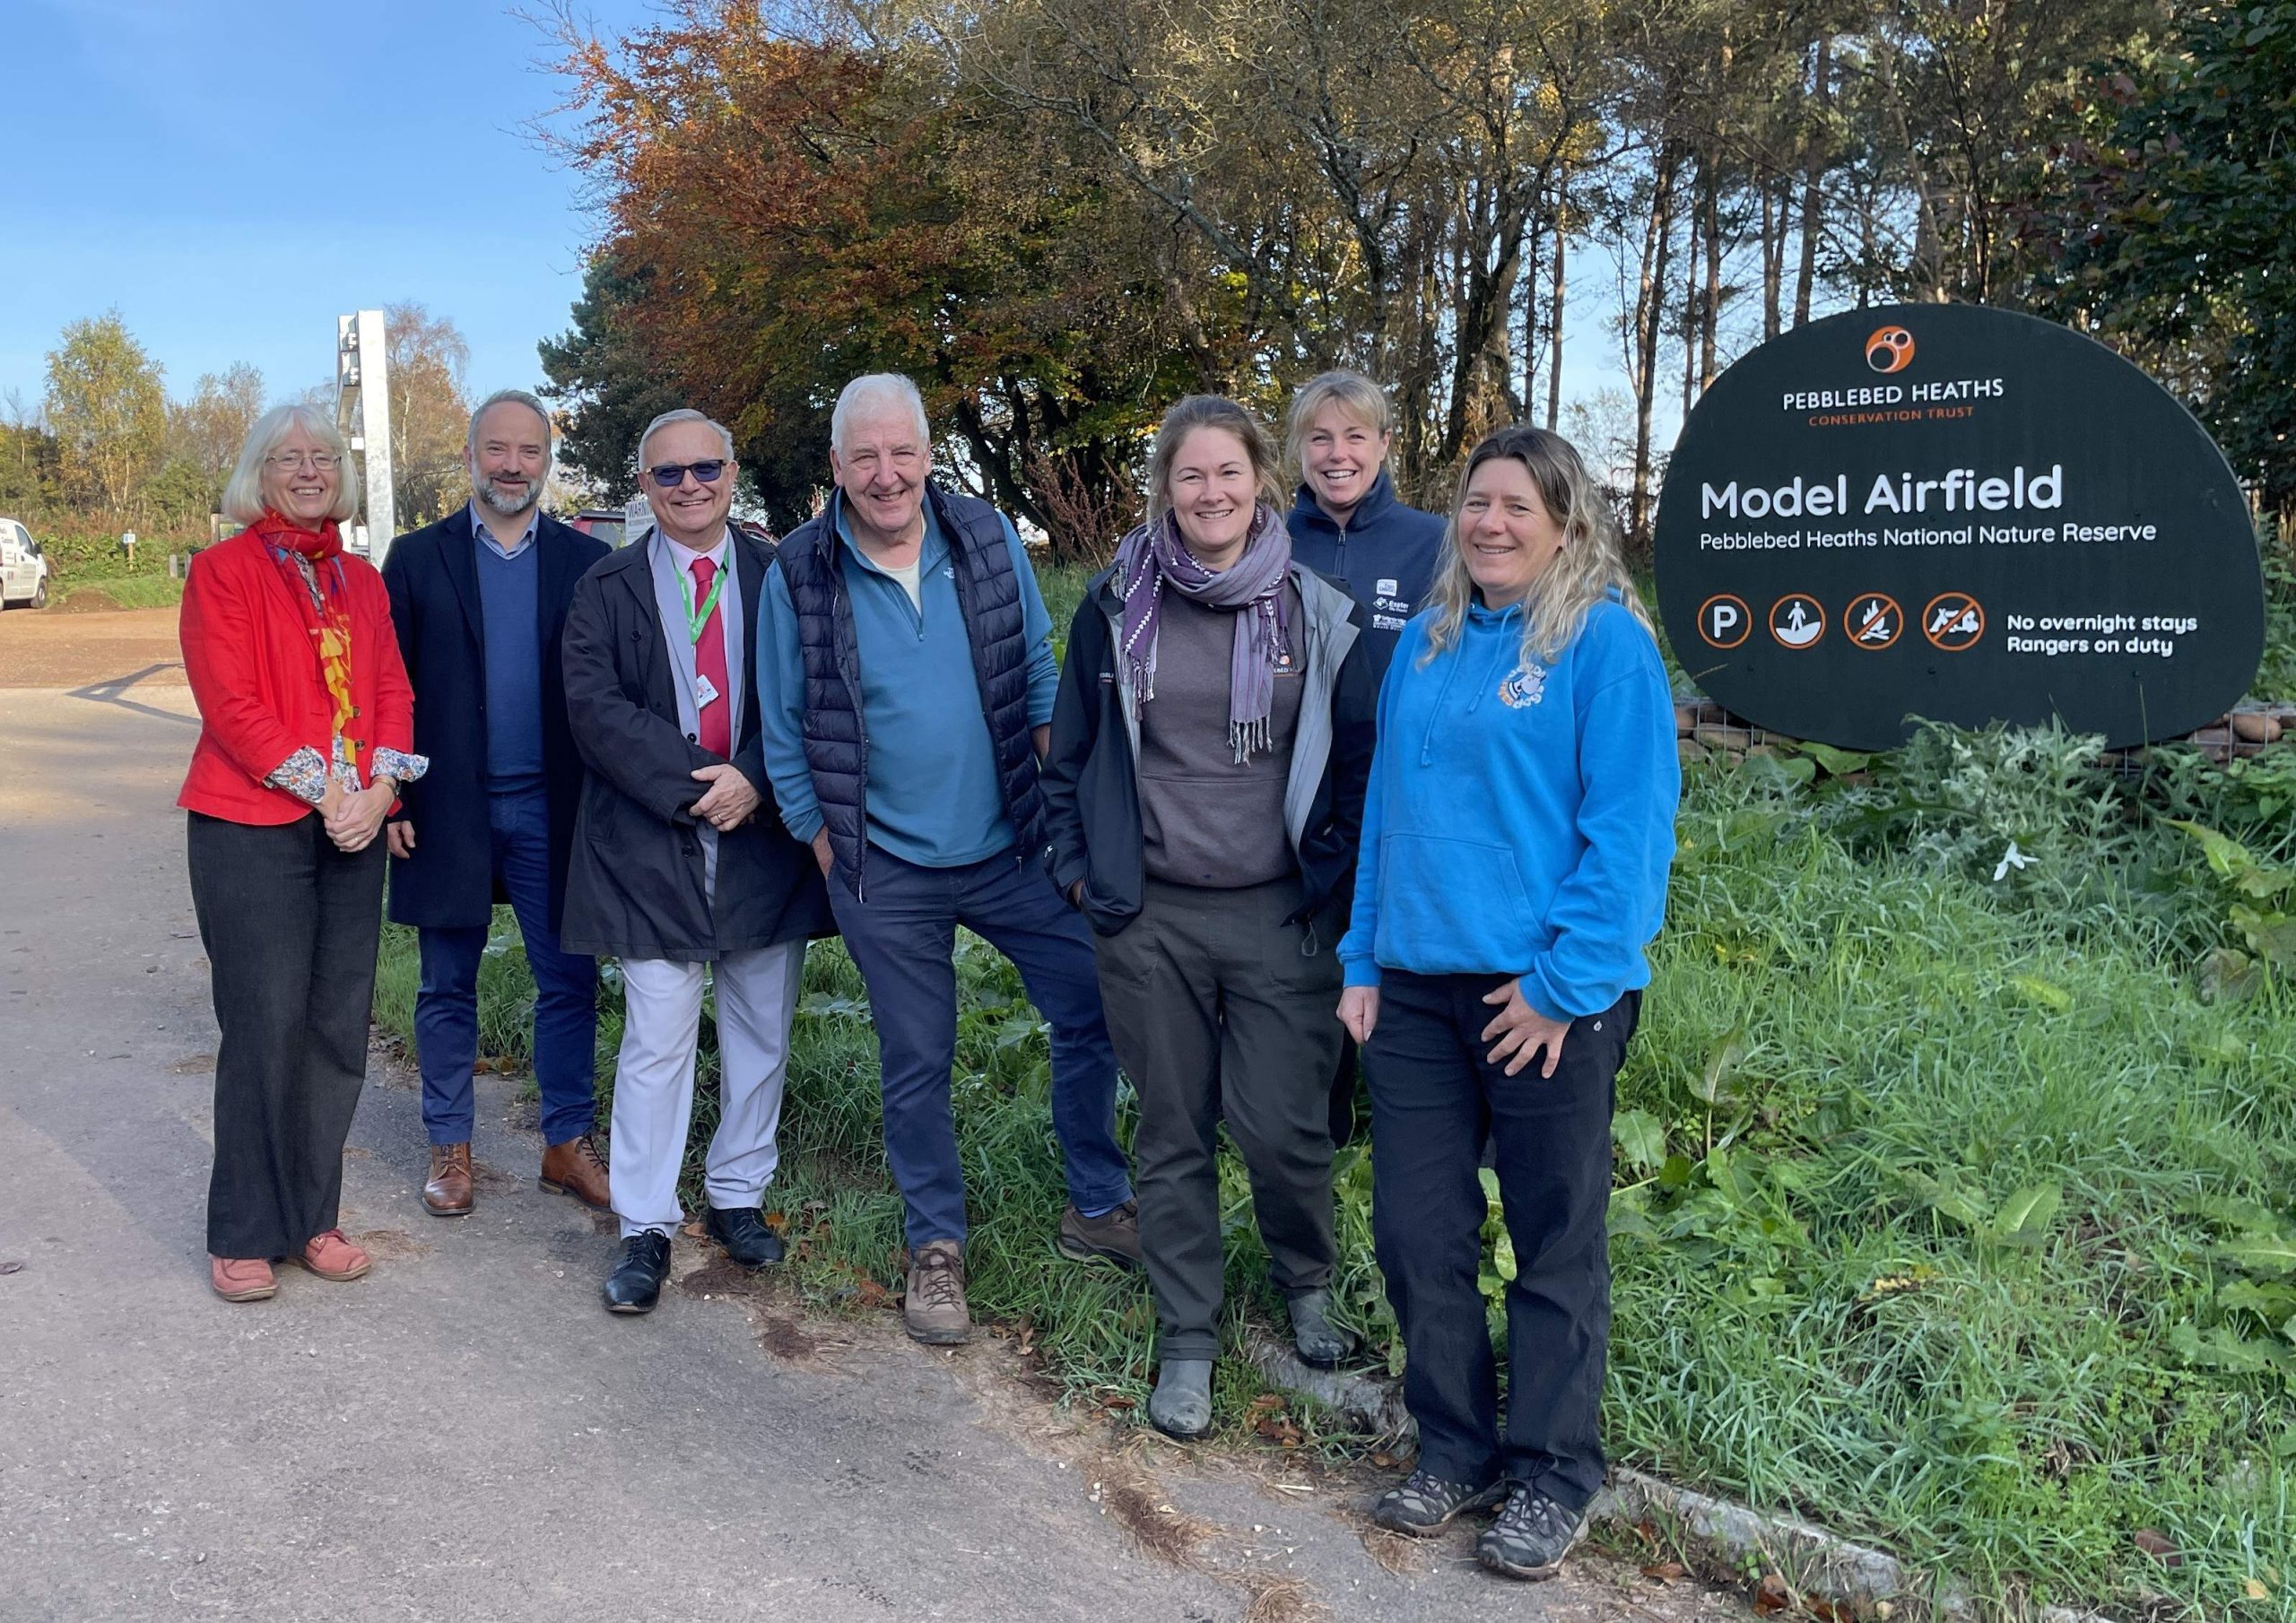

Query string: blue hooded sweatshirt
[1284,469,1446,687]
[1337,596,1681,1020]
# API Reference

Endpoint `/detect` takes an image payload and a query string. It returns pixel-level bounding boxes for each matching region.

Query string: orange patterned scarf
[252,511,362,760]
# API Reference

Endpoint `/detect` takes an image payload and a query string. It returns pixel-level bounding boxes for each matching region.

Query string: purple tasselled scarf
[1112,503,1292,763]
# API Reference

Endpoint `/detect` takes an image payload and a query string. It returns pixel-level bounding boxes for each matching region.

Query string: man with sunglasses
[757,373,1138,1348]
[380,390,612,1219]
[560,409,830,1315]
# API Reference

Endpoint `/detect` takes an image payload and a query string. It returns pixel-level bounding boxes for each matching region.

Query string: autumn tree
[44,312,168,525]
[384,302,474,525]
[170,364,266,493]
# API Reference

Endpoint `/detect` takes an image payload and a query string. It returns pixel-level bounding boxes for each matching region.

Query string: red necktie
[690,555,731,758]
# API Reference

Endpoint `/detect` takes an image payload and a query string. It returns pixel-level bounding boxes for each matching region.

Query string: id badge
[693,673,721,708]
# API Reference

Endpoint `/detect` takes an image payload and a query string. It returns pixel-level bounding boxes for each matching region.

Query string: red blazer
[177,529,415,825]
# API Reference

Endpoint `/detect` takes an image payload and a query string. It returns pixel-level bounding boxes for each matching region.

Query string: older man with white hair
[757,373,1137,1347]
[561,408,831,1315]
[381,390,612,1219]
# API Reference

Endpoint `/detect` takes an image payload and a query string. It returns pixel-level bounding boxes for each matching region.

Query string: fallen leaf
[2134,1529,2183,1567]
[681,1222,706,1238]
[2245,1579,2270,1601]
[1641,1561,1686,1584]
[852,1279,891,1310]
[1369,1451,1398,1469]
[1249,1393,1287,1414]
[1100,1394,1136,1410]
[1753,1572,1791,1614]
[0,1261,22,1276]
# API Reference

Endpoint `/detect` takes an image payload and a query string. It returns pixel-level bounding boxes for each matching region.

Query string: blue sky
[2,0,1655,460]
[0,0,655,412]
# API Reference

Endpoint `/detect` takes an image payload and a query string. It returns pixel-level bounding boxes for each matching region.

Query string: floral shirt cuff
[371,749,429,788]
[265,747,332,807]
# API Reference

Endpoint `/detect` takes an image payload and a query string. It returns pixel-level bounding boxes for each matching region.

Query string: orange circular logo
[1866,326,1916,375]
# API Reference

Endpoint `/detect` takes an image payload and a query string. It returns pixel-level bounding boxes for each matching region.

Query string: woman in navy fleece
[1335,425,1679,1583]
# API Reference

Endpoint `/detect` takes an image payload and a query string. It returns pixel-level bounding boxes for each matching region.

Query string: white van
[0,518,49,609]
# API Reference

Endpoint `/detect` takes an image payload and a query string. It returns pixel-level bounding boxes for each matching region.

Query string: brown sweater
[1135,585,1304,887]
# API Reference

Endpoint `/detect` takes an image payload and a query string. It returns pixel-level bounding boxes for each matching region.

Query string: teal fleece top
[1336,596,1680,1019]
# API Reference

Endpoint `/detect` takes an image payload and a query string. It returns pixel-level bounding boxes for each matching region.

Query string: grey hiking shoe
[1285,1287,1356,1368]
[1372,1468,1507,1536]
[1475,1486,1588,1580]
[1148,1358,1213,1439]
[1057,1200,1141,1269]
[904,1239,971,1345]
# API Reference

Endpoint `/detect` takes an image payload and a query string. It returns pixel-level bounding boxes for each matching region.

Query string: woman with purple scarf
[1040,395,1378,1437]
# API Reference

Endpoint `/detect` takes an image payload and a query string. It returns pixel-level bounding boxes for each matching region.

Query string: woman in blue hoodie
[1335,425,1679,1583]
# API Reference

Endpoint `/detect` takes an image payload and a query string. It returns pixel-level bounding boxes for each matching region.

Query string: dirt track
[0,604,185,689]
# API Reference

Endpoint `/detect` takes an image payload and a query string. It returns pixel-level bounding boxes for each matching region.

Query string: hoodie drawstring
[1420,601,1525,765]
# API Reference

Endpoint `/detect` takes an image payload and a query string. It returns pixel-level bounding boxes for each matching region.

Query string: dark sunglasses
[646,459,726,489]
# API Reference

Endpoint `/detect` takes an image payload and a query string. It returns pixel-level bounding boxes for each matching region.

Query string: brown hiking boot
[1057,1200,1142,1269]
[540,1134,611,1211]
[903,1239,971,1345]
[423,1143,474,1217]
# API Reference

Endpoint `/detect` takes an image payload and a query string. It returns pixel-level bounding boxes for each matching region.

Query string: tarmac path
[0,655,1744,1623]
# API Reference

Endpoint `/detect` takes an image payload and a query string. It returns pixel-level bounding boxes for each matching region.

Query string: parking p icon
[1699,594,1751,649]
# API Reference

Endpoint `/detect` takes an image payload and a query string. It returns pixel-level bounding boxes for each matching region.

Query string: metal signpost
[335,309,396,562]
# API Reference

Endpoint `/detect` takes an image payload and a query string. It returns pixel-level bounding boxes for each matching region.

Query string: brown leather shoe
[539,1134,611,1211]
[423,1143,474,1217]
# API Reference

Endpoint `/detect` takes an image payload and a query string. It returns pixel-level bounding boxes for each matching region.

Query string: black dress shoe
[704,1205,786,1268]
[603,1231,672,1314]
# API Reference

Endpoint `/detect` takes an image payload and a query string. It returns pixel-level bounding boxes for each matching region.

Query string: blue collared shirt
[469,500,540,560]
[758,502,1058,867]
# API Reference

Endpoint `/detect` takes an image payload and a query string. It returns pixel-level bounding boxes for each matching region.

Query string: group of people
[175,367,1679,1583]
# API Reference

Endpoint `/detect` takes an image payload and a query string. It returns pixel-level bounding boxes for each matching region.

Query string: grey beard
[475,475,540,518]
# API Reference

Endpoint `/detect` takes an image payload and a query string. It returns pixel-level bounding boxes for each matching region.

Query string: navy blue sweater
[1284,469,1447,687]
[475,537,544,788]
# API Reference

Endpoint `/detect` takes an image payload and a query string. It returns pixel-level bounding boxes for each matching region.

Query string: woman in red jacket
[179,404,426,1302]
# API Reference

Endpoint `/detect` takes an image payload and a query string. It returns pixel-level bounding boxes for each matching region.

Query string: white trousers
[608,942,806,1239]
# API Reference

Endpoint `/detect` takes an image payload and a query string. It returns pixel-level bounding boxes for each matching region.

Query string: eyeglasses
[267,452,341,472]
[647,460,726,489]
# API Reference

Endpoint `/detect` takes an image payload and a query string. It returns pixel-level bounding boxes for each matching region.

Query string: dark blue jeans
[1365,971,1638,1511]
[413,785,598,1147]
[828,844,1133,1245]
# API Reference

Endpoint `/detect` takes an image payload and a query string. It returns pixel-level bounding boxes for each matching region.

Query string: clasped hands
[1336,976,1571,1078]
[320,777,394,854]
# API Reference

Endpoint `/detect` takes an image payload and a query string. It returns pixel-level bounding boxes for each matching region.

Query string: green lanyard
[678,560,727,645]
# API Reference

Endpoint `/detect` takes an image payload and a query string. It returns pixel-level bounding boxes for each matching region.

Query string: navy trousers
[413,785,598,1147]
[1365,970,1637,1510]
[828,844,1133,1246]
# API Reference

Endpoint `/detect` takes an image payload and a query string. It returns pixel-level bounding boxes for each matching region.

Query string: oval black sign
[1654,303,2265,749]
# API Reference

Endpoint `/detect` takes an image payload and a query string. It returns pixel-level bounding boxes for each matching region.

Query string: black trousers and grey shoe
[1366,969,1638,1520]
[1094,877,1344,1366]
[187,812,386,1261]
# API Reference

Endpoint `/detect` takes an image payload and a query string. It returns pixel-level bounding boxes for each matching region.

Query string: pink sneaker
[211,1256,277,1302]
[292,1229,371,1281]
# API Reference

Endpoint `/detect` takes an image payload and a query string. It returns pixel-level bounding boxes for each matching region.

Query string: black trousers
[1095,877,1344,1361]
[187,812,386,1259]
[1365,969,1638,1508]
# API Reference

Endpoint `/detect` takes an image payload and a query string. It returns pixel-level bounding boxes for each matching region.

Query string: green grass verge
[54,575,185,611]
[373,722,2296,1619]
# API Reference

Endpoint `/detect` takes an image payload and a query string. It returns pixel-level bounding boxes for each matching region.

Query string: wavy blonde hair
[1420,425,1650,667]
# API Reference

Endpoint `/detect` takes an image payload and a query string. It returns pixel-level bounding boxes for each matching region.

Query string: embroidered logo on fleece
[1497,663,1546,708]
